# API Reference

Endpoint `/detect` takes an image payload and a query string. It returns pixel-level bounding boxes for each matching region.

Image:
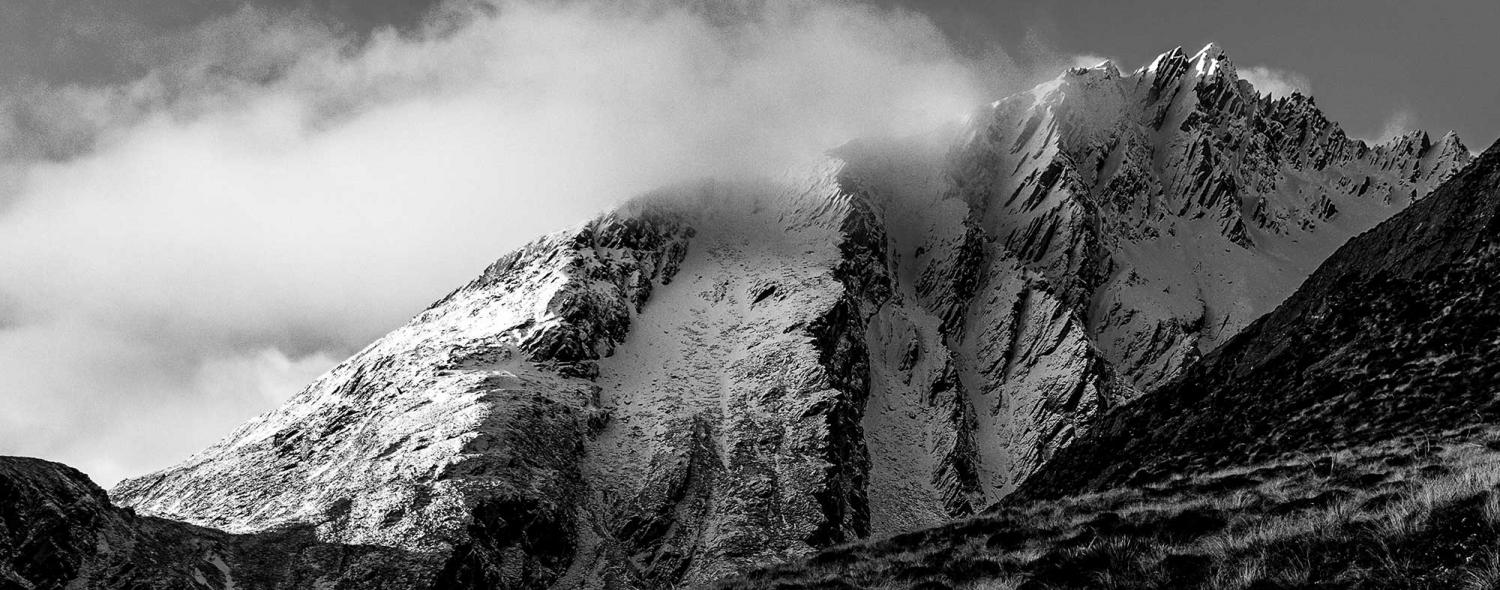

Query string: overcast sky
[904,0,1500,145]
[2,0,1495,488]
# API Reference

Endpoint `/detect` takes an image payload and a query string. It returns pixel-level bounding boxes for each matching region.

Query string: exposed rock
[963,44,1470,395]
[1017,139,1500,499]
[711,142,1500,590]
[0,456,425,589]
[87,45,1473,589]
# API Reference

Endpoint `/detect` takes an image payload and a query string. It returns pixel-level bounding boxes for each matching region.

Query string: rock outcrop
[114,176,888,587]
[1017,139,1500,500]
[90,45,1471,589]
[966,44,1469,395]
[711,139,1500,590]
[0,456,425,589]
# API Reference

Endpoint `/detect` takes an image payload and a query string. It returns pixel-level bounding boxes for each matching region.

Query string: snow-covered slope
[115,176,880,587]
[963,44,1470,393]
[1017,138,1500,500]
[110,45,1471,589]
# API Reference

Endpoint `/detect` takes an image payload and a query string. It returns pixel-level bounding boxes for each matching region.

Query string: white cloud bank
[1367,109,1419,143]
[0,1,997,487]
[1068,54,1118,70]
[1239,64,1312,99]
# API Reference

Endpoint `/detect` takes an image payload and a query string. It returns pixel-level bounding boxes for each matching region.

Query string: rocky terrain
[0,456,426,590]
[718,137,1500,589]
[720,425,1500,589]
[711,141,1500,588]
[1,45,1479,589]
[1017,137,1500,500]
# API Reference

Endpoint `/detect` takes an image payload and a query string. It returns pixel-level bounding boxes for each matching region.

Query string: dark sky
[4,1,1496,144]
[894,0,1500,146]
[0,0,446,84]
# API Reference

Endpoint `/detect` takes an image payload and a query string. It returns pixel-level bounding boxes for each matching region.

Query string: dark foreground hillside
[720,427,1500,589]
[0,457,425,589]
[1018,139,1500,499]
[715,143,1500,589]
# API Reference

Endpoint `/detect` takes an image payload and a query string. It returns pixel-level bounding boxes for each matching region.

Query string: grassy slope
[718,427,1500,589]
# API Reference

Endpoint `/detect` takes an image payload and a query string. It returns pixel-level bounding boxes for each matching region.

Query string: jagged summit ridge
[964,43,1471,393]
[104,45,1472,589]
[715,136,1500,587]
[1018,139,1500,500]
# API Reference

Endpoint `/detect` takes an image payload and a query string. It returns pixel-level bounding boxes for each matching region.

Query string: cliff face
[838,43,1469,517]
[113,173,890,587]
[94,45,1472,589]
[1016,139,1500,501]
[958,44,1469,396]
[706,133,1500,590]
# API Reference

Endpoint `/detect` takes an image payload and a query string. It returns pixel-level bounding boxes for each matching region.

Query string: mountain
[0,456,426,589]
[718,139,1500,590]
[5,44,1464,589]
[110,44,1469,587]
[982,44,1469,393]
[1015,136,1500,500]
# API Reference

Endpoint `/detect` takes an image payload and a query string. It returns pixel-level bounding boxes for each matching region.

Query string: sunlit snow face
[0,0,1001,487]
[3,0,1475,491]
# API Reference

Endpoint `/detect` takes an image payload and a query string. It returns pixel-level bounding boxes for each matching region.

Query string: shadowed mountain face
[715,141,1500,590]
[1016,140,1500,500]
[1,46,1478,589]
[945,45,1469,397]
[105,46,1468,588]
[0,456,428,590]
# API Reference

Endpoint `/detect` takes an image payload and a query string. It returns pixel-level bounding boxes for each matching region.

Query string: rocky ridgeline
[967,44,1469,396]
[0,456,426,589]
[109,200,702,586]
[836,43,1470,521]
[1017,139,1500,500]
[3,45,1474,589]
[111,172,893,587]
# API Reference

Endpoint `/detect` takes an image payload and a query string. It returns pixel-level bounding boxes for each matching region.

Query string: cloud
[0,6,344,163]
[197,348,343,406]
[0,320,337,487]
[1233,64,1414,146]
[1068,54,1117,71]
[1365,109,1419,144]
[1238,65,1313,99]
[0,0,998,486]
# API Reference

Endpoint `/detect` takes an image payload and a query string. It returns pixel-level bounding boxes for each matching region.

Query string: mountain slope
[716,140,1500,590]
[106,45,1471,588]
[718,426,1500,589]
[1017,139,1500,499]
[0,456,425,590]
[114,177,885,587]
[965,44,1469,394]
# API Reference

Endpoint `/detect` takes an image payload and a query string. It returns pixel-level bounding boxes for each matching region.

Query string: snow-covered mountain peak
[107,45,1475,589]
[1188,42,1233,77]
[1135,43,1234,95]
[1067,58,1121,80]
[951,43,1471,391]
[1193,41,1227,59]
[1141,45,1188,76]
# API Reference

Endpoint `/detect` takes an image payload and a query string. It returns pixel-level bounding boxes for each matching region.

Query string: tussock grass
[716,426,1500,590]
[1459,549,1500,590]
